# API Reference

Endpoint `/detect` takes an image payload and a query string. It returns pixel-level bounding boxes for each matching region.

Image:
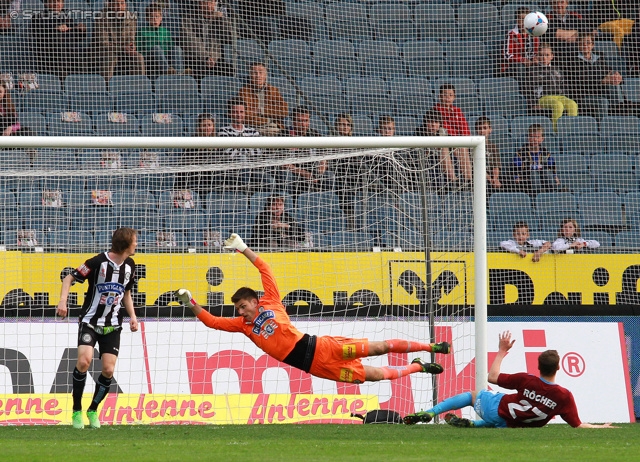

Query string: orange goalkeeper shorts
[308,336,368,384]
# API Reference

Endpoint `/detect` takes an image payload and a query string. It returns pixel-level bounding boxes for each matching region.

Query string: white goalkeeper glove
[224,233,248,252]
[175,289,196,307]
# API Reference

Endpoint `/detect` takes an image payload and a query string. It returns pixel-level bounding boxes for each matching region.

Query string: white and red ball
[523,11,548,37]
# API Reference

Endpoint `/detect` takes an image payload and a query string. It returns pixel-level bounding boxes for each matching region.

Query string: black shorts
[77,323,121,358]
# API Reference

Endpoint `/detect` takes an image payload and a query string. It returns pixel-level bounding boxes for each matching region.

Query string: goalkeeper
[176,233,450,384]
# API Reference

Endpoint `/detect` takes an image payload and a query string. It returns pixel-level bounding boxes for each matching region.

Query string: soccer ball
[523,11,548,37]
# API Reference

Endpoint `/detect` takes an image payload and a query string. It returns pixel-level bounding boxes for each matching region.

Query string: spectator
[589,0,637,49]
[0,0,20,34]
[513,123,560,195]
[415,109,456,190]
[94,0,145,81]
[136,3,184,77]
[376,115,396,136]
[503,7,541,82]
[544,0,592,67]
[238,62,289,136]
[565,32,625,118]
[0,82,19,136]
[500,221,551,262]
[181,0,236,79]
[282,106,329,198]
[29,0,88,78]
[250,195,305,250]
[218,96,264,190]
[177,113,217,193]
[525,43,578,131]
[331,113,363,230]
[433,84,472,181]
[475,116,502,192]
[551,218,601,252]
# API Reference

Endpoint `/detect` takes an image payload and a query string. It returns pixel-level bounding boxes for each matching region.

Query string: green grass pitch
[0,424,638,461]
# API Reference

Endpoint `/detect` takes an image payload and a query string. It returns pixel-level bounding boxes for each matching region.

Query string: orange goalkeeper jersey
[196,257,304,362]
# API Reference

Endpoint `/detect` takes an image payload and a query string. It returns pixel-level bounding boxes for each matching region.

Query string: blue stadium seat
[594,40,627,75]
[352,115,374,136]
[16,74,66,113]
[458,3,502,50]
[622,78,640,103]
[345,77,391,117]
[398,191,444,234]
[446,40,492,79]
[557,116,602,154]
[18,112,48,135]
[298,76,346,117]
[389,77,433,116]
[615,230,640,250]
[21,206,69,231]
[364,201,400,247]
[443,192,473,233]
[510,116,555,139]
[295,191,345,234]
[139,114,184,137]
[119,206,161,233]
[623,191,640,229]
[268,75,298,109]
[268,40,314,79]
[579,192,624,228]
[154,75,201,115]
[284,1,327,41]
[478,77,527,119]
[394,116,419,135]
[0,188,19,232]
[369,3,416,42]
[68,207,118,233]
[358,40,406,79]
[402,40,447,78]
[227,39,265,79]
[64,74,111,114]
[555,153,592,193]
[535,191,580,232]
[591,152,635,194]
[200,76,241,119]
[325,2,373,41]
[414,3,459,42]
[29,149,77,170]
[313,40,361,78]
[47,112,94,136]
[109,75,155,115]
[315,231,375,251]
[95,112,140,136]
[162,209,208,248]
[488,192,534,232]
[600,116,640,152]
[158,189,202,213]
[5,229,47,250]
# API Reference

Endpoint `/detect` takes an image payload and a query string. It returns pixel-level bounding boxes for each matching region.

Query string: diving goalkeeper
[176,233,449,384]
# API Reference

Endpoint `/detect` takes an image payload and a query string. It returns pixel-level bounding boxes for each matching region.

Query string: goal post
[0,135,487,423]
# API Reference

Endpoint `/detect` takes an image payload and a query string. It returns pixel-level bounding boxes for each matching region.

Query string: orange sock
[386,339,432,353]
[380,363,423,380]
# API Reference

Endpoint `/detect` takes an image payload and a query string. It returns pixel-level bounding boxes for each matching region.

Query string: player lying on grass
[404,331,616,428]
[176,233,449,384]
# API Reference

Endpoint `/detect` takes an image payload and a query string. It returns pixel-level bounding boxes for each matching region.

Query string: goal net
[0,135,486,424]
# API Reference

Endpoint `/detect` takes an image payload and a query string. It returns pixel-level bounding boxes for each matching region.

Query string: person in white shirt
[551,218,600,253]
[500,221,551,262]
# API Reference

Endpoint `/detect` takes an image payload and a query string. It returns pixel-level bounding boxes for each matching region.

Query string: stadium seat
[109,75,155,115]
[154,75,201,115]
[295,191,345,234]
[29,149,77,170]
[556,116,602,154]
[457,3,502,50]
[313,40,360,79]
[352,115,374,136]
[591,153,635,194]
[369,3,416,42]
[18,112,48,136]
[283,1,327,42]
[555,153,592,193]
[200,76,241,119]
[119,207,162,233]
[68,207,119,233]
[579,191,624,229]
[268,75,298,110]
[298,76,346,117]
[488,192,534,232]
[623,191,640,229]
[394,116,419,136]
[268,40,314,79]
[510,116,555,139]
[414,3,459,42]
[162,209,208,248]
[0,188,19,232]
[46,112,94,136]
[139,114,184,137]
[402,40,447,78]
[64,74,111,114]
[389,77,433,116]
[315,231,376,252]
[363,201,401,248]
[21,206,69,232]
[595,40,627,75]
[600,116,640,153]
[95,112,140,136]
[358,40,406,79]
[443,192,473,233]
[614,230,640,250]
[622,78,640,103]
[16,74,66,114]
[344,77,391,117]
[325,2,373,41]
[433,77,481,116]
[446,40,492,79]
[535,191,580,232]
[226,39,265,79]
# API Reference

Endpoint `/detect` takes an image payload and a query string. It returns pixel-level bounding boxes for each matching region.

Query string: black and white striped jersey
[71,252,136,328]
[218,124,262,162]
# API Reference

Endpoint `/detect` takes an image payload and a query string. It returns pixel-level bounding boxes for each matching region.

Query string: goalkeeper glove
[175,289,196,307]
[224,233,248,252]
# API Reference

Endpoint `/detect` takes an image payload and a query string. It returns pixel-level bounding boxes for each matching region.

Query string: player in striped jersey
[177,234,450,386]
[56,227,139,429]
